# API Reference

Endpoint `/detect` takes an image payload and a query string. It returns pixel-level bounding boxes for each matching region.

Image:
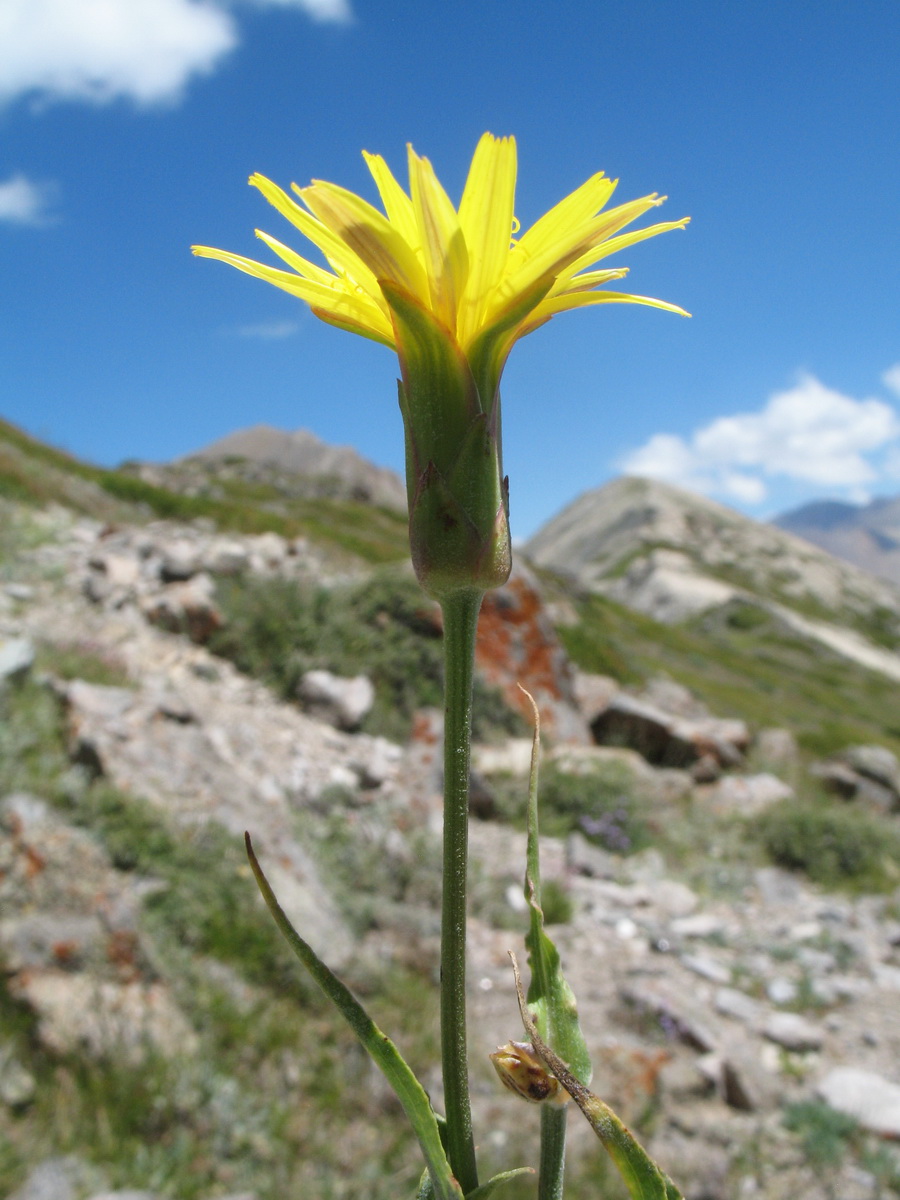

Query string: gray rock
[682,952,731,984]
[159,539,202,581]
[141,573,222,643]
[89,552,141,588]
[298,669,375,731]
[715,986,762,1025]
[0,636,35,682]
[843,743,900,794]
[0,912,105,971]
[65,679,135,720]
[817,1066,900,1137]
[670,912,726,939]
[14,971,198,1062]
[1,791,50,831]
[248,531,289,568]
[4,582,35,601]
[566,831,617,879]
[620,981,718,1051]
[472,737,534,776]
[5,1156,88,1200]
[755,726,799,767]
[763,1011,825,1051]
[646,878,698,918]
[766,977,799,1006]
[591,691,748,769]
[203,539,250,576]
[705,772,794,816]
[754,866,806,905]
[810,758,860,799]
[0,1044,36,1107]
[571,670,619,723]
[87,1193,162,1200]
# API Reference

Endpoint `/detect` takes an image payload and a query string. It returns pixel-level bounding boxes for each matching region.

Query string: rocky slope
[526,475,900,683]
[2,497,900,1200]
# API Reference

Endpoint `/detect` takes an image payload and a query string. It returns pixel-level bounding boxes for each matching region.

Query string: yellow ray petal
[557,217,691,285]
[508,172,617,271]
[501,193,663,302]
[253,229,342,288]
[250,173,385,303]
[456,133,518,346]
[298,179,429,303]
[191,244,394,343]
[548,266,630,296]
[362,150,420,250]
[407,145,469,332]
[518,288,691,337]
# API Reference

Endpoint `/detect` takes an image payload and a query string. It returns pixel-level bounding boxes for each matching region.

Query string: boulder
[763,1011,825,1052]
[158,539,202,582]
[141,573,222,643]
[591,691,749,768]
[704,772,794,816]
[203,539,250,576]
[9,971,198,1063]
[843,743,900,793]
[298,669,375,731]
[755,726,800,768]
[0,636,35,682]
[474,563,589,743]
[0,1045,36,1108]
[811,751,899,813]
[817,1066,900,1137]
[5,1157,90,1200]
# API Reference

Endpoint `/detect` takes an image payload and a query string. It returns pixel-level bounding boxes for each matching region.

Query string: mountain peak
[177,425,407,511]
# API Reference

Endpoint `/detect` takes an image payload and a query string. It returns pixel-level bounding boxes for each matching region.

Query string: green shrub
[758,798,900,891]
[541,877,574,924]
[35,640,132,688]
[783,1100,858,1167]
[487,762,647,853]
[209,571,523,742]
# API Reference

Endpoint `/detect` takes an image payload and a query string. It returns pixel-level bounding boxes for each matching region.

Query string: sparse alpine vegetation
[4,429,900,1200]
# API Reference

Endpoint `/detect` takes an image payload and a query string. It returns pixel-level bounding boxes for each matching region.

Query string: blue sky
[1,0,898,539]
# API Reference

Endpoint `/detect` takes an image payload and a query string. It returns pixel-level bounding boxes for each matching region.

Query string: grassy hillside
[557,589,900,760]
[0,416,409,564]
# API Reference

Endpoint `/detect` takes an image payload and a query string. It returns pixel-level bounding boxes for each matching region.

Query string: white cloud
[883,364,900,398]
[622,373,900,506]
[243,0,353,21]
[0,173,57,226]
[236,320,300,339]
[0,0,350,109]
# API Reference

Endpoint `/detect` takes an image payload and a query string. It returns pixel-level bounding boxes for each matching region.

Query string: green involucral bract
[385,280,511,598]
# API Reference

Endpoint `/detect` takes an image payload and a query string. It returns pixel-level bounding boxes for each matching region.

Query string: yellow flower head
[193,133,687,402]
[193,135,688,598]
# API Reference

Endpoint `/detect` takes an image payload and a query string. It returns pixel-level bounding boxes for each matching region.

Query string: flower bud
[490,1040,568,1105]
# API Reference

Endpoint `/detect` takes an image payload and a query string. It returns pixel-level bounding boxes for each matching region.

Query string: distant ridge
[774,494,900,586]
[524,476,900,677]
[180,425,407,512]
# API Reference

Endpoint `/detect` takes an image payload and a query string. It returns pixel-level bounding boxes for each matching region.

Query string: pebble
[763,1011,825,1051]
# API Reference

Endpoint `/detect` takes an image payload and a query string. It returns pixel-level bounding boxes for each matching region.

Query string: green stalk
[439,587,483,1196]
[538,1105,567,1200]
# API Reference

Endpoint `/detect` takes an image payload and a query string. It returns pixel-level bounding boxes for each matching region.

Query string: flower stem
[538,1104,568,1200]
[439,588,482,1196]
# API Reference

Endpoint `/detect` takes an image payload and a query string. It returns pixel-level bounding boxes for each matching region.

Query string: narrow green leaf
[466,1167,535,1198]
[510,953,684,1200]
[520,687,592,1085]
[245,833,463,1200]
